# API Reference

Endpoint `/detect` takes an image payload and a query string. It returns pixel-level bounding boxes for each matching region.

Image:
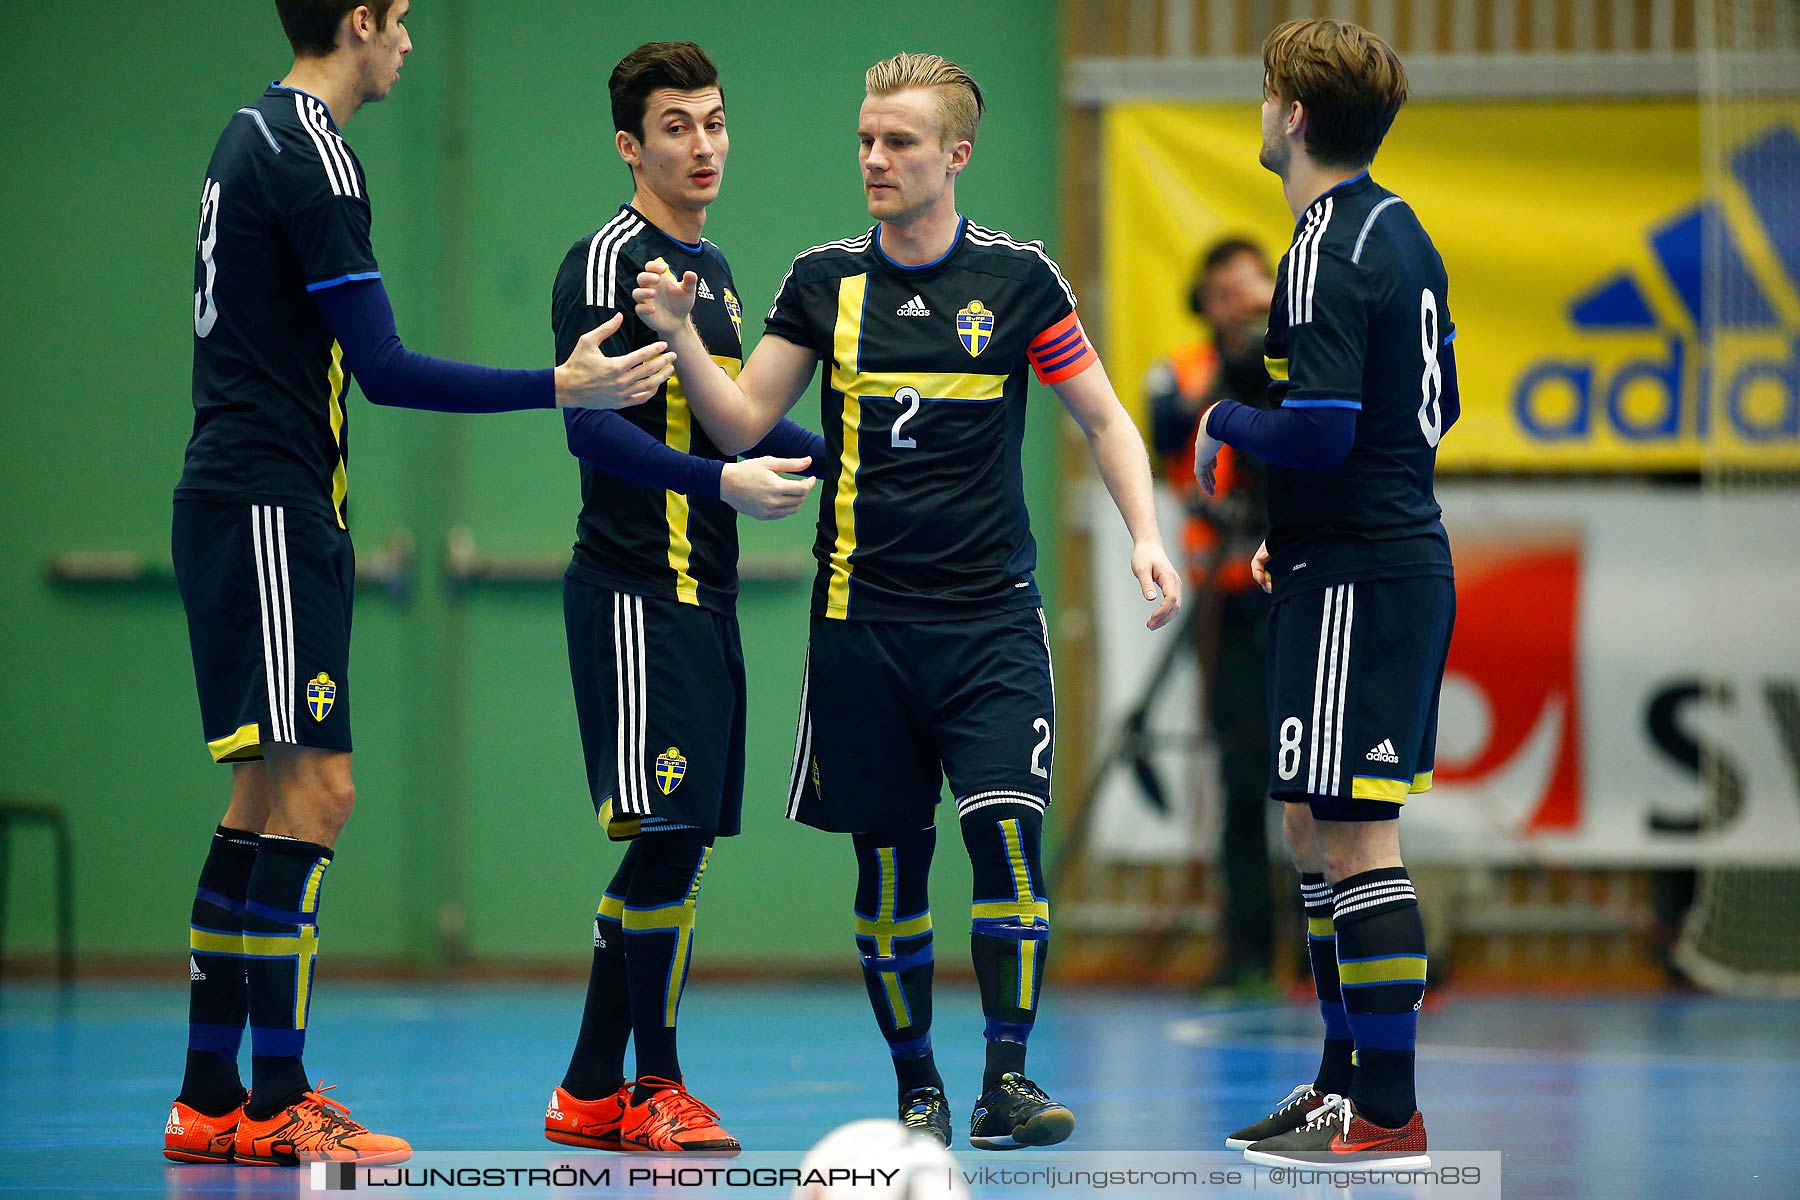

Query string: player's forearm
[563,408,724,499]
[318,279,554,412]
[1085,412,1167,549]
[745,420,831,480]
[668,319,782,454]
[1204,399,1356,470]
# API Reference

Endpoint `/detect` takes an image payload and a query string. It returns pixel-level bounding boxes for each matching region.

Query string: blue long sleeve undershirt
[563,409,829,500]
[314,278,554,412]
[1204,344,1459,470]
[1204,399,1359,470]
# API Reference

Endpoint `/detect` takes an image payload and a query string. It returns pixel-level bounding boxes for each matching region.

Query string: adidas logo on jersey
[1365,739,1400,764]
[696,278,715,300]
[897,294,931,317]
[189,956,206,981]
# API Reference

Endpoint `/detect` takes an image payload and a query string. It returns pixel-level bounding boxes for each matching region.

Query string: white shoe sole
[1243,1148,1430,1170]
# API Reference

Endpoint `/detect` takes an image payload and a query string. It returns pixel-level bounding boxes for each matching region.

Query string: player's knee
[1315,823,1400,883]
[1281,803,1322,870]
[313,778,356,838]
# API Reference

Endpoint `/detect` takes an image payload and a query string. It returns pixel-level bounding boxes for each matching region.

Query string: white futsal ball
[791,1118,970,1200]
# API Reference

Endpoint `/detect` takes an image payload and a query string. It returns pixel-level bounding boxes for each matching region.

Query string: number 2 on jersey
[194,178,222,339]
[1417,288,1442,447]
[891,385,921,449]
[1029,717,1052,778]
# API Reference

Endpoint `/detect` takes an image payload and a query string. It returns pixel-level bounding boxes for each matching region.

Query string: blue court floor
[0,981,1794,1198]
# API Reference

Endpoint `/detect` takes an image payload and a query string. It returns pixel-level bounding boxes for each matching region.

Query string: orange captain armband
[1027,311,1098,385]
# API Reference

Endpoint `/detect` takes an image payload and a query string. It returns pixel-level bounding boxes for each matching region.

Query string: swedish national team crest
[655,746,689,795]
[957,300,994,357]
[723,287,743,342]
[306,672,336,722]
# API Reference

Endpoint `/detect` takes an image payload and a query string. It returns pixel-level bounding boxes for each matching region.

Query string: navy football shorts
[1267,575,1455,821]
[172,500,353,763]
[787,607,1056,834]
[564,576,745,841]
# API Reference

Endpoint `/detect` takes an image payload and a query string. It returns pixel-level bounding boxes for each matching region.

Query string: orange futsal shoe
[163,1097,244,1163]
[233,1084,412,1167]
[618,1077,741,1153]
[544,1083,633,1151]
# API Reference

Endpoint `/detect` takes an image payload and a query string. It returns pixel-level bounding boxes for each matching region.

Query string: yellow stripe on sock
[857,912,933,940]
[876,846,898,954]
[1018,939,1038,1010]
[971,900,1050,923]
[1338,955,1429,987]
[882,972,912,1029]
[299,859,330,915]
[292,926,320,1029]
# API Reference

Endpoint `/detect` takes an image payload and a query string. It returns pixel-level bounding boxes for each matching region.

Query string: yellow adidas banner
[1101,101,1800,470]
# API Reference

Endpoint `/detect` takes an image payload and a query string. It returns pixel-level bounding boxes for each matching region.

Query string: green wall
[0,2,1062,971]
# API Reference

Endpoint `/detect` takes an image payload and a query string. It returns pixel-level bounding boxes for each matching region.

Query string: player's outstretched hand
[1251,540,1272,594]
[632,259,698,335]
[554,313,673,410]
[1194,401,1224,497]
[721,457,818,521]
[1132,540,1183,630]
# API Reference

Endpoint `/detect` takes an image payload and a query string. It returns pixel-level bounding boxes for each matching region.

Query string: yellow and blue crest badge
[957,300,994,357]
[655,746,688,795]
[306,672,336,722]
[723,287,743,342]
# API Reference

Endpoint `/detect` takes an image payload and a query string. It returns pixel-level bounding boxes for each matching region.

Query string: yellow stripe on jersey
[664,379,698,605]
[827,368,1008,403]
[827,274,869,619]
[663,354,741,608]
[327,341,348,529]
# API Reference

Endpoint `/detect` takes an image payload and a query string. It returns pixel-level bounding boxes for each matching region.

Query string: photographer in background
[1144,237,1279,990]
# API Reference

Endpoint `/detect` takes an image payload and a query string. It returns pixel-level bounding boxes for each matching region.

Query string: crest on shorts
[306,672,336,722]
[723,287,743,342]
[956,300,994,357]
[656,746,688,795]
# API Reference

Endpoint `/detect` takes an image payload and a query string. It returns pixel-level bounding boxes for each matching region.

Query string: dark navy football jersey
[763,217,1096,622]
[553,205,745,613]
[176,85,379,529]
[1262,173,1456,598]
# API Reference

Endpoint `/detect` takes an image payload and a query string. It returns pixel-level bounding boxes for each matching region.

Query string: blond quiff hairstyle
[864,53,985,147]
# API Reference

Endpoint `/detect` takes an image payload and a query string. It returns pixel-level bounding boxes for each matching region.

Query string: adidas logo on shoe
[896,294,931,316]
[696,278,715,300]
[166,1106,185,1137]
[190,956,206,981]
[1365,739,1400,764]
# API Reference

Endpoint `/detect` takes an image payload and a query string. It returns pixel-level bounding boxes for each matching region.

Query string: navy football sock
[852,828,944,1099]
[1333,868,1427,1129]
[178,825,260,1115]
